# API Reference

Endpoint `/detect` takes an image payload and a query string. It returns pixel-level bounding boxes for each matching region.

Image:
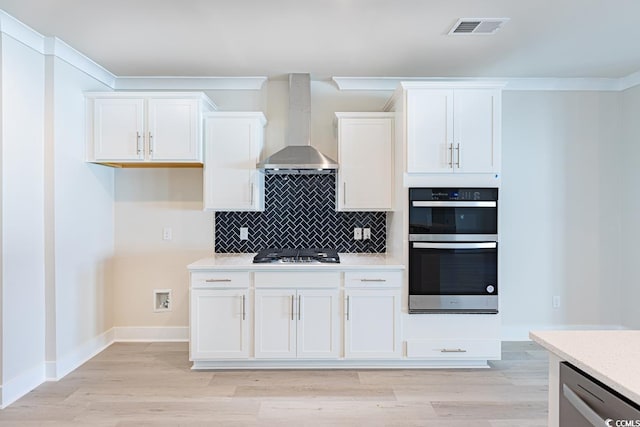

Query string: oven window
[409,206,497,234]
[409,247,497,295]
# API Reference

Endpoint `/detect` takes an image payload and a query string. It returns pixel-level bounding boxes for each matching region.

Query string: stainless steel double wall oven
[408,188,499,314]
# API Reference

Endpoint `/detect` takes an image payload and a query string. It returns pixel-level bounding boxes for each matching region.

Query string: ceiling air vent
[448,18,510,35]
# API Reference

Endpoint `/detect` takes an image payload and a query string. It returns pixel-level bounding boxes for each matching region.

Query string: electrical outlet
[552,295,561,309]
[162,227,172,241]
[353,228,362,240]
[239,227,249,240]
[363,228,371,240]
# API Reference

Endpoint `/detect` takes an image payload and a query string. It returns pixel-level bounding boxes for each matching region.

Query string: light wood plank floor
[0,342,549,426]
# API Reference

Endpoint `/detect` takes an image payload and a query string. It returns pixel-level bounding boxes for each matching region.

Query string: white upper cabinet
[147,98,200,161]
[93,98,145,161]
[86,92,215,165]
[393,82,503,184]
[335,112,394,211]
[203,112,266,211]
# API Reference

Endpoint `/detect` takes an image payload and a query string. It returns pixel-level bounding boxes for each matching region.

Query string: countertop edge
[187,254,405,270]
[529,330,640,405]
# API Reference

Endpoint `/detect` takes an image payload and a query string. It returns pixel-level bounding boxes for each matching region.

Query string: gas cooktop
[252,248,340,264]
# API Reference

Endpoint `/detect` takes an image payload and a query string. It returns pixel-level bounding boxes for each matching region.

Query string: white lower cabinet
[343,270,402,359]
[404,314,501,360]
[344,288,402,359]
[190,288,250,360]
[254,288,340,359]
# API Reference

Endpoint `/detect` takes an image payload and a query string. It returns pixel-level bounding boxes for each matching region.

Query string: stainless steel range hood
[258,74,338,174]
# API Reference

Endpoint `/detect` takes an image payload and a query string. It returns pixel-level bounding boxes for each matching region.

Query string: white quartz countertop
[187,253,404,270]
[530,330,640,404]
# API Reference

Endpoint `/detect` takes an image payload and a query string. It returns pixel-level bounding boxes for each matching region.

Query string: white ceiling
[1,0,639,80]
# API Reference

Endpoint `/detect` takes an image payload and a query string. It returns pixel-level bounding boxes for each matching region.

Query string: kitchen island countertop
[530,329,640,405]
[188,253,404,270]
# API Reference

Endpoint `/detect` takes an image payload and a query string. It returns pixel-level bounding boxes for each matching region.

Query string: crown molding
[0,9,45,53]
[618,70,640,91]
[333,75,638,92]
[114,76,267,90]
[43,37,116,88]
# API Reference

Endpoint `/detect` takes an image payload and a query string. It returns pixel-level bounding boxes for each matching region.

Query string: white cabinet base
[191,359,491,370]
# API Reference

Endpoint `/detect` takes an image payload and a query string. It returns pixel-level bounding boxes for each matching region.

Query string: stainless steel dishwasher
[560,361,640,426]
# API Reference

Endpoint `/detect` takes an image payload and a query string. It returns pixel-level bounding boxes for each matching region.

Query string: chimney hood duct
[258,74,338,174]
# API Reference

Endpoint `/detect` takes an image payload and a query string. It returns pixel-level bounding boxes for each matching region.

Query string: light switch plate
[240,227,249,240]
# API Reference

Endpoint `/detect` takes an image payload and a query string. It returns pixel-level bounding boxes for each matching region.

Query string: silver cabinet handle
[298,295,301,321]
[413,242,497,250]
[346,295,350,321]
[205,279,232,283]
[361,279,386,282]
[455,143,461,168]
[148,132,154,155]
[343,182,347,205]
[136,132,142,155]
[440,348,467,353]
[249,181,254,205]
[241,294,246,321]
[562,384,605,427]
[291,295,294,321]
[448,143,453,168]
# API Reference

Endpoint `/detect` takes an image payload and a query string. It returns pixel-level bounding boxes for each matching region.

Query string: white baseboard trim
[0,362,46,409]
[113,326,189,342]
[46,328,116,381]
[502,323,628,341]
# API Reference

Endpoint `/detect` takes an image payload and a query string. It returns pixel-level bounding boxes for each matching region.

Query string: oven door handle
[412,201,496,208]
[413,242,497,250]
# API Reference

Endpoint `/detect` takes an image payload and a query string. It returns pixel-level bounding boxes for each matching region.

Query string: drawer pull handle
[360,279,386,282]
[440,348,467,353]
[205,279,232,283]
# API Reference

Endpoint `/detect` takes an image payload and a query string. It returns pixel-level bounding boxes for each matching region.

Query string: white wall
[0,33,46,407]
[620,85,640,328]
[500,91,622,339]
[45,56,115,378]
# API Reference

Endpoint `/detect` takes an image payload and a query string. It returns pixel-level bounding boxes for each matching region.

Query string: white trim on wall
[0,363,45,409]
[618,70,640,91]
[113,327,189,342]
[43,37,116,88]
[0,9,45,53]
[45,328,115,381]
[114,76,267,91]
[333,76,637,92]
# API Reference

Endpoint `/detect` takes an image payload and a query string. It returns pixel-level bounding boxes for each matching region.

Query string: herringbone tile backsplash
[215,174,386,253]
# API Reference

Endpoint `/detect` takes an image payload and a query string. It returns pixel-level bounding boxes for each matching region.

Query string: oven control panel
[410,188,498,202]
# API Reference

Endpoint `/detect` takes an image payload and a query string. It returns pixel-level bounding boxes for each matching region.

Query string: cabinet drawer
[255,271,340,288]
[406,339,500,360]
[191,271,250,288]
[344,271,402,288]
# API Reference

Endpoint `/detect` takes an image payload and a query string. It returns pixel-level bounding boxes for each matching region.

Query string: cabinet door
[93,98,145,161]
[190,289,249,360]
[254,289,296,359]
[344,289,401,359]
[406,89,453,173]
[297,289,340,359]
[453,89,500,174]
[338,117,393,211]
[148,98,200,161]
[204,117,263,211]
